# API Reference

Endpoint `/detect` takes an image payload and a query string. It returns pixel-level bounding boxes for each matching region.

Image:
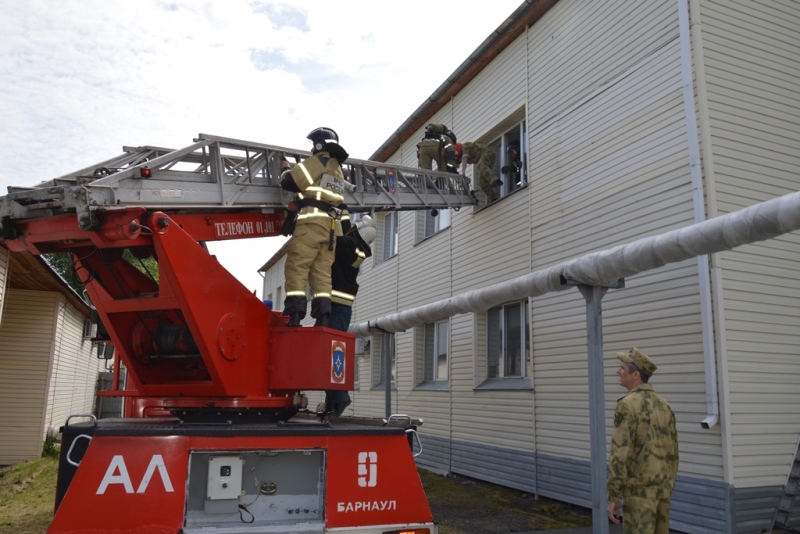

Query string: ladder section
[0,133,475,224]
[773,436,800,532]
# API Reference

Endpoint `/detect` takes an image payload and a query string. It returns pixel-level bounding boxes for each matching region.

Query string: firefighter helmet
[356,215,376,245]
[307,127,339,153]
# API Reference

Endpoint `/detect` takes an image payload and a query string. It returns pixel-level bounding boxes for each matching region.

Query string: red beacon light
[139,166,152,178]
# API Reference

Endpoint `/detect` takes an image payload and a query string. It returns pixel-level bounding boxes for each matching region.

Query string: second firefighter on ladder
[280,127,349,327]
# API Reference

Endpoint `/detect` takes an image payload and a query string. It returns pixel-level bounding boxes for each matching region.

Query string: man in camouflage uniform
[458,141,503,204]
[607,347,679,534]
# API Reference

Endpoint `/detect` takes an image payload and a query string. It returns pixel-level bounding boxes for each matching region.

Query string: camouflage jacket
[461,142,492,165]
[607,384,679,501]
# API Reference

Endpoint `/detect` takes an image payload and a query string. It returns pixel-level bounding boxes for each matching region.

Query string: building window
[381,212,398,261]
[422,208,451,240]
[489,122,526,203]
[487,300,529,378]
[373,333,396,388]
[472,120,527,208]
[424,321,448,382]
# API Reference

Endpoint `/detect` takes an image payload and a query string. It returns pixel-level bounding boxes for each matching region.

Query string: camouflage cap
[616,347,657,376]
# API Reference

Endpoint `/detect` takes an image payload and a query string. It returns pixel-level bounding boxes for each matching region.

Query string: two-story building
[262,1,800,531]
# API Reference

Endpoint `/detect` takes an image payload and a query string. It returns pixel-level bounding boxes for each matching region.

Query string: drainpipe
[678,0,719,429]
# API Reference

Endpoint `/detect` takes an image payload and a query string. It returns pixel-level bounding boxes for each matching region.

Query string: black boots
[311,297,331,327]
[286,312,304,327]
[283,296,307,327]
[282,296,332,327]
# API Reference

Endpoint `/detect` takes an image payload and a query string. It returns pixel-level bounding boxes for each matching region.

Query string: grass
[0,457,58,534]
[419,469,592,533]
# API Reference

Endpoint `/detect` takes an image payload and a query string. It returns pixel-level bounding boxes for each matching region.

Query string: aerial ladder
[0,133,475,534]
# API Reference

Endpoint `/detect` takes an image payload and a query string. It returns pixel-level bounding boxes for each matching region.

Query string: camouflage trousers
[476,162,499,202]
[622,496,670,534]
[471,150,497,203]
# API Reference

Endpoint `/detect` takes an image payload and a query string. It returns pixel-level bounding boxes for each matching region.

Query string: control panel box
[207,456,244,501]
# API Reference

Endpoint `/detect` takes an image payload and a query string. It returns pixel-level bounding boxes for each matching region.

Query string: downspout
[678,0,719,429]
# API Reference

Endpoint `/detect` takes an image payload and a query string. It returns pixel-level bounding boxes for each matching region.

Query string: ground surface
[419,470,593,533]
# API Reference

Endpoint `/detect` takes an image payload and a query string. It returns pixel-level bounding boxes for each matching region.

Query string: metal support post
[578,284,610,534]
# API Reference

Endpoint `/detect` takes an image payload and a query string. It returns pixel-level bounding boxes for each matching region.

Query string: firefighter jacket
[282,151,346,236]
[607,384,679,501]
[331,231,372,306]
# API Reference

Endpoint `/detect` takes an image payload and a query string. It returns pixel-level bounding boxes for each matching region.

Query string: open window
[468,109,527,208]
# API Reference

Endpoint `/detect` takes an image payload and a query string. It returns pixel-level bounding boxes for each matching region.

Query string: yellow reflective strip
[305,187,344,201]
[286,290,306,297]
[297,163,314,185]
[297,212,331,219]
[313,292,331,298]
[355,248,366,259]
[331,290,355,301]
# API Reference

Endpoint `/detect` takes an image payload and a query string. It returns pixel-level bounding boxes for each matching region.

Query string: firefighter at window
[321,214,376,417]
[417,123,457,172]
[457,141,503,204]
[501,140,524,187]
[279,127,349,327]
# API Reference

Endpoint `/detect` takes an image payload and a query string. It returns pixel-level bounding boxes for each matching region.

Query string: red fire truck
[0,134,474,533]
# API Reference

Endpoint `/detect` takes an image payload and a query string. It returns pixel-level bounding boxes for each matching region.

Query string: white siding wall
[0,290,57,464]
[261,254,287,311]
[700,0,800,488]
[44,295,102,437]
[257,0,800,503]
[526,1,722,477]
[355,0,729,482]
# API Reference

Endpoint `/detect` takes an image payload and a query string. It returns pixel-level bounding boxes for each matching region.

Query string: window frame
[381,212,399,261]
[495,122,527,199]
[415,320,449,390]
[477,299,532,391]
[418,208,451,241]
[373,333,396,389]
[473,119,527,209]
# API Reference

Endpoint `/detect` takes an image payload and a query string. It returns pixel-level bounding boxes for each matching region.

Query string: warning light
[140,166,152,178]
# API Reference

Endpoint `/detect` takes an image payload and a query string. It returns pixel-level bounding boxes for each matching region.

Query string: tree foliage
[42,250,159,297]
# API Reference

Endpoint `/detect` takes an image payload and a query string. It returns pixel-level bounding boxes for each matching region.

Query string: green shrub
[41,431,59,459]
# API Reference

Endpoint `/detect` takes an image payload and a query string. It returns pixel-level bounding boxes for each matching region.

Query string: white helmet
[356,215,376,245]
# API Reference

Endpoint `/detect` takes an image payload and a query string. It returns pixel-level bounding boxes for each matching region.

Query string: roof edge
[369,0,559,162]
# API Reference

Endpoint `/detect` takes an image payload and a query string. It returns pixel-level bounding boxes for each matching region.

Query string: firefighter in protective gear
[459,141,502,204]
[321,214,376,417]
[280,127,349,327]
[501,140,525,187]
[417,123,457,172]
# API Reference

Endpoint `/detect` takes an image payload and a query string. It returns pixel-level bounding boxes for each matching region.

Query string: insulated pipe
[350,190,800,337]
[678,0,719,429]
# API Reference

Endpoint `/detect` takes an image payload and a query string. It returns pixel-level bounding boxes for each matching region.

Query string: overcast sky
[1,0,522,296]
